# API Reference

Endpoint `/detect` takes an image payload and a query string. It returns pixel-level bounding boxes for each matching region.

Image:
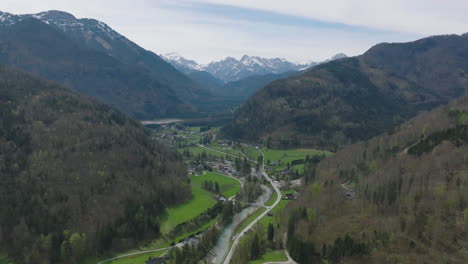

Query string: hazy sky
[3,0,468,63]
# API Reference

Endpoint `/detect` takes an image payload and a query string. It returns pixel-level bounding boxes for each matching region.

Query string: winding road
[222,150,283,264]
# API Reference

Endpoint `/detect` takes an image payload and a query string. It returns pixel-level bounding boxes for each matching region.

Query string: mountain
[2,10,209,101]
[203,55,312,82]
[162,53,346,83]
[162,53,346,99]
[0,64,190,263]
[162,52,203,74]
[285,95,468,263]
[218,71,298,98]
[186,70,225,92]
[222,33,468,150]
[0,11,211,118]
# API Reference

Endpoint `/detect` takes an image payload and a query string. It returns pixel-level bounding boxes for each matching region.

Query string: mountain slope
[0,64,190,263]
[0,10,208,102]
[0,18,195,119]
[284,95,468,263]
[223,33,468,150]
[218,71,298,98]
[187,70,224,92]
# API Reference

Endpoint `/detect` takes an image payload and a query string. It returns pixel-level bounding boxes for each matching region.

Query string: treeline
[167,201,235,263]
[237,176,264,203]
[203,180,220,194]
[408,124,468,155]
[169,227,220,264]
[234,157,252,176]
[167,202,225,239]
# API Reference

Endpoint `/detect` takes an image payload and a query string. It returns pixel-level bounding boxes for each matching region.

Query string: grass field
[206,143,242,157]
[248,250,288,264]
[262,148,332,170]
[178,145,226,158]
[201,172,241,198]
[259,200,289,227]
[188,126,201,132]
[107,249,166,264]
[240,145,262,161]
[264,190,277,207]
[234,207,267,235]
[160,172,241,234]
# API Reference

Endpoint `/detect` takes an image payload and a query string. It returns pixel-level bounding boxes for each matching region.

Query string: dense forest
[223,33,468,150]
[281,96,468,263]
[0,65,190,263]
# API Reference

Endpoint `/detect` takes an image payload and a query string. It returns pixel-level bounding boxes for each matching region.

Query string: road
[96,247,169,264]
[96,233,203,264]
[222,150,282,264]
[197,144,244,160]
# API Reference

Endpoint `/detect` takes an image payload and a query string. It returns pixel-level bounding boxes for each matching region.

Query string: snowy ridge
[0,10,132,47]
[162,53,346,82]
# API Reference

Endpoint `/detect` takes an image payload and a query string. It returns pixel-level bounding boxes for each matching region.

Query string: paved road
[96,234,202,264]
[197,144,244,159]
[96,247,169,264]
[222,150,282,264]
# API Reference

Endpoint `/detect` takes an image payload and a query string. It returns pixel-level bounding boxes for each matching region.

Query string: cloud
[190,0,468,35]
[2,0,466,63]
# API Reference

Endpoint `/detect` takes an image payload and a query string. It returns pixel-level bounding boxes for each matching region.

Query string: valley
[0,5,467,264]
[85,123,328,264]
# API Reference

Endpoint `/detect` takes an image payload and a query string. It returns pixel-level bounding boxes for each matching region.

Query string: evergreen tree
[267,223,274,241]
[250,233,261,259]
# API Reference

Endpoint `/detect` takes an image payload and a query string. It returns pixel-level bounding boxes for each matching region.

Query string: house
[215,195,227,202]
[284,193,296,200]
[270,161,280,166]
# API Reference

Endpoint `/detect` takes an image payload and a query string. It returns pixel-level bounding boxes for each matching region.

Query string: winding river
[210,185,273,264]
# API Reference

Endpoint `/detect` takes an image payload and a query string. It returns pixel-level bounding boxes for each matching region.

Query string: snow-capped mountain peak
[0,10,126,43]
[161,52,200,73]
[161,53,348,82]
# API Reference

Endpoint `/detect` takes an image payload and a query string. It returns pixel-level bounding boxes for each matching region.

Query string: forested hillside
[0,65,190,263]
[223,33,468,150]
[216,71,297,99]
[0,18,195,119]
[282,96,468,263]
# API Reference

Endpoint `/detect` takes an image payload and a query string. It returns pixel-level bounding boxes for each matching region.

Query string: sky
[2,0,468,64]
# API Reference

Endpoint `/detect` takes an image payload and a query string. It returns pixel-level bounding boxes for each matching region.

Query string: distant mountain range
[162,52,347,97]
[0,10,210,119]
[222,33,468,150]
[162,52,347,83]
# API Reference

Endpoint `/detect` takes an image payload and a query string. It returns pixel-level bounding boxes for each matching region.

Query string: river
[140,118,184,125]
[210,185,273,264]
